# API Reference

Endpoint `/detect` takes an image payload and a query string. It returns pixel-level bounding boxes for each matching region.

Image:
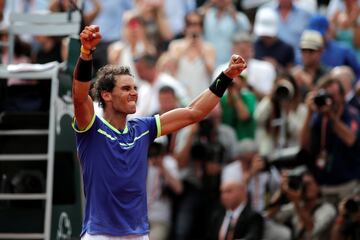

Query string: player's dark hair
[93,65,133,109]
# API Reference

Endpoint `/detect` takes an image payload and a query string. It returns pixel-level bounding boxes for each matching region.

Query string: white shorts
[81,232,149,240]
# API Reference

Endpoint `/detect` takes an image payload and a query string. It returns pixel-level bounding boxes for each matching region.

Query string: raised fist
[79,25,102,51]
[224,54,247,79]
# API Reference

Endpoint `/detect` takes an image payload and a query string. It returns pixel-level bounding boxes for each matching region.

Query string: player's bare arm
[72,25,102,130]
[160,54,247,136]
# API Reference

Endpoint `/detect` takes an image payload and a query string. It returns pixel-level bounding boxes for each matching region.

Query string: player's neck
[103,111,127,131]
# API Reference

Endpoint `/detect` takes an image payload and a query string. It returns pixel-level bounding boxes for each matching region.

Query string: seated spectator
[0,30,40,112]
[307,15,360,81]
[206,158,264,240]
[169,11,215,99]
[300,76,360,202]
[292,30,329,100]
[255,74,307,156]
[253,7,295,72]
[266,169,337,240]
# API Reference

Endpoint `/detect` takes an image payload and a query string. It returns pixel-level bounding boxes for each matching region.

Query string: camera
[313,89,332,108]
[287,166,307,190]
[273,80,295,102]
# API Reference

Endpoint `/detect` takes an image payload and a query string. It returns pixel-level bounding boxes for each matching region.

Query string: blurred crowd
[1,0,360,239]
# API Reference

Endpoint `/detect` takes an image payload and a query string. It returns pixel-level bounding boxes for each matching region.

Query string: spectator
[239,0,271,25]
[213,31,276,100]
[330,192,360,240]
[157,86,180,153]
[2,0,48,28]
[0,30,41,112]
[108,15,156,81]
[202,0,250,66]
[156,51,178,78]
[307,14,360,81]
[330,66,360,112]
[169,11,215,99]
[266,170,337,240]
[253,7,295,72]
[329,0,360,62]
[231,140,281,212]
[264,0,313,63]
[49,0,101,31]
[83,0,134,71]
[134,53,190,116]
[255,74,307,156]
[206,157,264,240]
[0,0,4,22]
[163,0,196,38]
[126,0,173,54]
[292,30,329,100]
[147,137,183,240]
[219,72,257,141]
[300,76,360,202]
[173,105,237,240]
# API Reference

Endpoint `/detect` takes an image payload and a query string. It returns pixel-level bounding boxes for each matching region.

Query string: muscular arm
[72,55,94,130]
[160,89,219,136]
[160,54,246,136]
[72,25,101,130]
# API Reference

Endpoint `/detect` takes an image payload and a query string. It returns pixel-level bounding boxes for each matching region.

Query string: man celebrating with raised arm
[72,25,246,240]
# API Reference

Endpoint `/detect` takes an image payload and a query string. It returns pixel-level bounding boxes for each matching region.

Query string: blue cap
[307,15,329,36]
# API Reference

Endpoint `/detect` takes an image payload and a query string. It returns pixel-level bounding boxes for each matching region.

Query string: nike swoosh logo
[215,79,221,89]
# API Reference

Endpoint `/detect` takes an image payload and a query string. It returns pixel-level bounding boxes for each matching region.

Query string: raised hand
[79,25,102,51]
[224,54,247,79]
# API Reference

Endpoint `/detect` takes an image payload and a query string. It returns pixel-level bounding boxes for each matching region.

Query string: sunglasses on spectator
[186,21,202,26]
[301,49,318,53]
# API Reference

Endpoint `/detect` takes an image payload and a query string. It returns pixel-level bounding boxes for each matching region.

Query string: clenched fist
[224,54,247,79]
[80,25,102,51]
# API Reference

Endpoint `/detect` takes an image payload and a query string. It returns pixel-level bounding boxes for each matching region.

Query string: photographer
[255,74,307,156]
[266,170,336,240]
[300,76,360,202]
[331,193,360,240]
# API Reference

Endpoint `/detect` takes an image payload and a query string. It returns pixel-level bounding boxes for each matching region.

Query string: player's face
[111,75,138,114]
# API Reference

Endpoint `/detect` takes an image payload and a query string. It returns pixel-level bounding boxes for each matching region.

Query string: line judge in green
[72,25,247,240]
